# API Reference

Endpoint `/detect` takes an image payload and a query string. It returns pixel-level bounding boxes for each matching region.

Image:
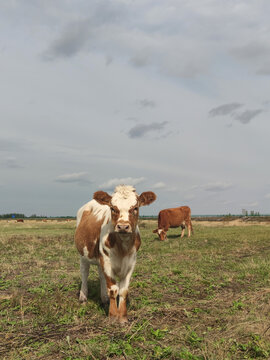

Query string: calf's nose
[116,223,131,232]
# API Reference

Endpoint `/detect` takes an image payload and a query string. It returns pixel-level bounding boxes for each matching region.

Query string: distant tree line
[0,213,26,219]
[0,213,75,219]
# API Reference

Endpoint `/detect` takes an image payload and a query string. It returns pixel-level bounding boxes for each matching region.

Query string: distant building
[242,209,248,216]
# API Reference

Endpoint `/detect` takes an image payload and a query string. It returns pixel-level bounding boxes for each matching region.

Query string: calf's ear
[93,191,112,206]
[139,191,157,206]
[153,229,158,233]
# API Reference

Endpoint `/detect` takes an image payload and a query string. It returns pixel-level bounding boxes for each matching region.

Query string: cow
[153,206,193,241]
[16,219,24,223]
[74,185,156,323]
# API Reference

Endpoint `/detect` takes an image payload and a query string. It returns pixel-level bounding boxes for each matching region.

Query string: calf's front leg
[118,255,136,323]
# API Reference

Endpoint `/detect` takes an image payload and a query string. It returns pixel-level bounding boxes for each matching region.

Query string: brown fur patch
[118,299,128,321]
[134,232,141,251]
[106,232,138,257]
[74,210,102,258]
[93,191,112,205]
[138,191,157,206]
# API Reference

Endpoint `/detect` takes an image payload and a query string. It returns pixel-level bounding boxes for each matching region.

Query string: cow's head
[94,185,156,234]
[153,228,167,241]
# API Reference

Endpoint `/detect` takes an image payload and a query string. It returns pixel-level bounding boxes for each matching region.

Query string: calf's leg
[79,256,90,303]
[98,265,109,304]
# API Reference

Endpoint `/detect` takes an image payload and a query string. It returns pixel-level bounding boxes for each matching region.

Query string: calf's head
[94,185,156,234]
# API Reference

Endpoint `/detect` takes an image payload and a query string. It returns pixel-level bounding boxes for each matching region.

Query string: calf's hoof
[119,316,128,324]
[79,290,88,303]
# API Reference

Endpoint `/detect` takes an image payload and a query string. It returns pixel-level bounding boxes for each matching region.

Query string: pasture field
[1,219,270,359]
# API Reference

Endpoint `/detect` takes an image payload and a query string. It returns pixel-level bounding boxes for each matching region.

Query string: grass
[1,219,270,359]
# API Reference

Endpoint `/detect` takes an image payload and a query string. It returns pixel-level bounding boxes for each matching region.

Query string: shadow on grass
[76,279,109,313]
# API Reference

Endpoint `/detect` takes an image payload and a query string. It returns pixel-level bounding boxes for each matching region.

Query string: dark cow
[75,185,156,323]
[153,206,193,241]
[16,219,24,223]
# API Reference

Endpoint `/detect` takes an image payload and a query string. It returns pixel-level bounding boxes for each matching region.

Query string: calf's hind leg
[79,256,90,303]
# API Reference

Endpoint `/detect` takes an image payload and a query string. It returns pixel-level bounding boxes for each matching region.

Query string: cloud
[2,157,23,169]
[138,99,156,108]
[231,42,270,75]
[265,193,270,199]
[209,103,264,125]
[99,177,145,190]
[128,121,168,139]
[42,19,91,60]
[152,182,166,189]
[41,2,211,78]
[209,103,243,117]
[203,182,233,192]
[233,109,264,124]
[0,138,26,152]
[55,172,91,185]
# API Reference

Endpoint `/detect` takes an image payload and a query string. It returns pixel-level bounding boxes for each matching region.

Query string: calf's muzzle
[115,222,132,233]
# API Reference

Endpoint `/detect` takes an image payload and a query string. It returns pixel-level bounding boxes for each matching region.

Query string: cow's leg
[188,224,191,237]
[108,282,119,319]
[102,270,119,318]
[180,224,185,238]
[79,256,90,303]
[118,255,136,323]
[98,265,109,304]
[187,221,192,237]
[190,221,194,235]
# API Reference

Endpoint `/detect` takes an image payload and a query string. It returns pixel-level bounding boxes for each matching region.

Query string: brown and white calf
[75,185,156,323]
[153,206,193,241]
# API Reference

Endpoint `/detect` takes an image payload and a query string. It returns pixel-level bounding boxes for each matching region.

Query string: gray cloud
[99,177,145,191]
[130,50,152,68]
[203,182,233,192]
[231,42,269,60]
[43,20,91,60]
[128,121,168,139]
[209,103,243,117]
[2,157,23,169]
[233,109,263,124]
[138,99,156,108]
[231,42,270,74]
[42,2,127,61]
[0,138,25,152]
[55,172,92,185]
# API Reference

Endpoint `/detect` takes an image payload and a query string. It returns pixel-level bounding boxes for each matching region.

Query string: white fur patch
[83,246,89,257]
[76,199,111,226]
[109,284,119,297]
[111,185,138,221]
[158,229,163,235]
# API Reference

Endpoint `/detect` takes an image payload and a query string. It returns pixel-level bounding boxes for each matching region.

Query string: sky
[1,0,270,216]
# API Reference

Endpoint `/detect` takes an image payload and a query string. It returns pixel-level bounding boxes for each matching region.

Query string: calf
[75,185,156,323]
[153,206,193,241]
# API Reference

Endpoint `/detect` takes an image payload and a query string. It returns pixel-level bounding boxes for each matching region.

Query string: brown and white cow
[153,206,193,241]
[75,185,156,323]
